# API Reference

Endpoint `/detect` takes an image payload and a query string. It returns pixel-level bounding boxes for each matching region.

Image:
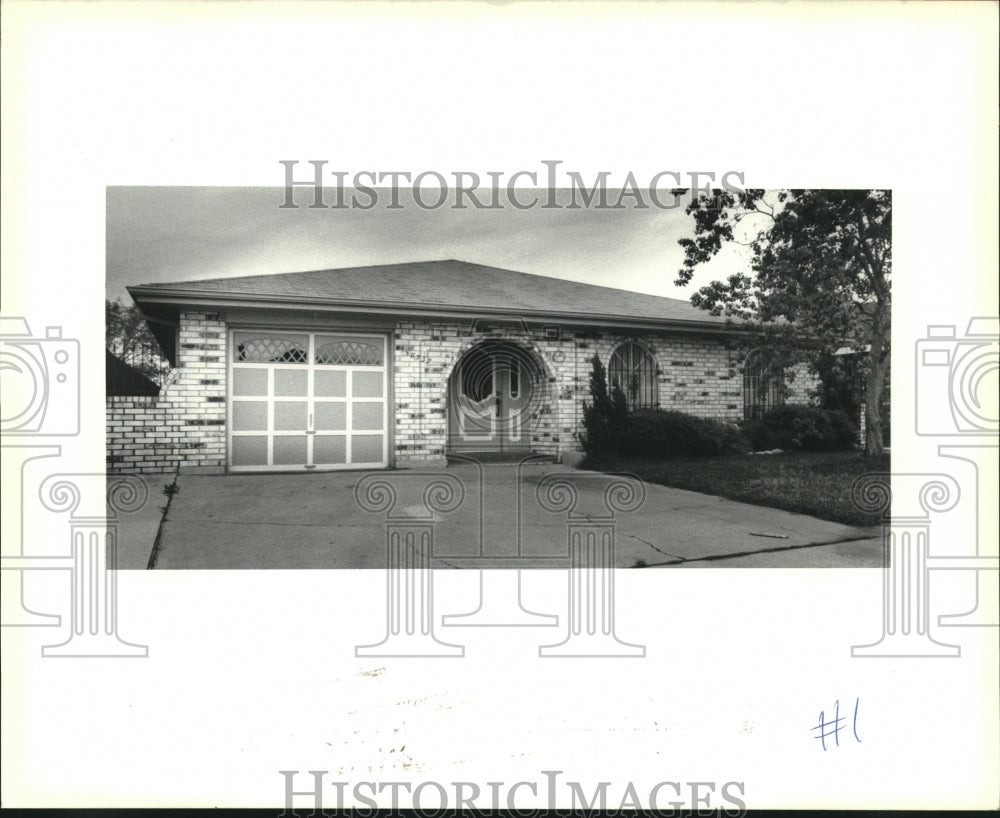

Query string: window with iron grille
[608,342,658,410]
[743,351,785,419]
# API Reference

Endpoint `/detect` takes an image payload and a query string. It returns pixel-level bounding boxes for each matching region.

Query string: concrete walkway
[146,464,881,569]
[113,474,173,570]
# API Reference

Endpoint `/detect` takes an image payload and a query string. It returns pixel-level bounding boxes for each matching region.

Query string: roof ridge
[138,259,465,288]
[137,258,695,307]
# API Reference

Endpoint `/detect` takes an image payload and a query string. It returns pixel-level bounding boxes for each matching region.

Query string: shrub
[580,354,628,454]
[740,405,858,452]
[739,419,782,451]
[617,409,748,458]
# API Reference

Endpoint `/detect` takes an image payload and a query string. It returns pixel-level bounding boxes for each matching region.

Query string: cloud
[106,186,744,304]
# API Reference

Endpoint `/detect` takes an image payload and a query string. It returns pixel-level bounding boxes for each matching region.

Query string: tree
[580,354,628,454]
[105,298,171,385]
[673,189,891,456]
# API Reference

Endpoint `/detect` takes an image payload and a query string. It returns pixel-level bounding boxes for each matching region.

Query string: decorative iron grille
[608,342,658,410]
[314,340,383,366]
[235,337,308,363]
[743,351,784,419]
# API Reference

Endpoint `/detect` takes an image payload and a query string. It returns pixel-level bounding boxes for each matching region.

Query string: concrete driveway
[144,463,882,569]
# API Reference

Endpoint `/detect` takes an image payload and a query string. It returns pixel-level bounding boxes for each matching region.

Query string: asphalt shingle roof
[135,259,727,325]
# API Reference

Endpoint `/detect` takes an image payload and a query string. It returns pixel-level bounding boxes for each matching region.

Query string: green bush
[740,419,783,451]
[739,405,858,452]
[580,354,628,455]
[617,409,749,458]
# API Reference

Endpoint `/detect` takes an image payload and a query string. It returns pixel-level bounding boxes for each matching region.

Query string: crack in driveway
[170,518,377,527]
[624,533,687,562]
[638,533,879,566]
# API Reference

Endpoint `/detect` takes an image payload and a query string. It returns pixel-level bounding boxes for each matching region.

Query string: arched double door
[447,341,540,456]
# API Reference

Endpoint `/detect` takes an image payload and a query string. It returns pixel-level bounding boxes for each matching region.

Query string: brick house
[110,260,816,474]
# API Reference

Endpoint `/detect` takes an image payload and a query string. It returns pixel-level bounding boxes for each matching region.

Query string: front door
[449,344,532,454]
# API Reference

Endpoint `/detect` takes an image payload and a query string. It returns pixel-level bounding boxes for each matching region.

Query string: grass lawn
[584,450,891,527]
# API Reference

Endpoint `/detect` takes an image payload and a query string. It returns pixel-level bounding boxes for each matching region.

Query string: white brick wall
[108,312,821,473]
[391,322,820,466]
[106,311,227,474]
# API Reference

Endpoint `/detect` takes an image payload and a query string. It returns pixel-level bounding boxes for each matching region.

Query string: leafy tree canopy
[673,188,891,455]
[105,298,171,385]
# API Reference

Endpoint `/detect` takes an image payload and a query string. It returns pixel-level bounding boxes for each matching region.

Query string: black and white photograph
[2,1,997,813]
[106,185,892,571]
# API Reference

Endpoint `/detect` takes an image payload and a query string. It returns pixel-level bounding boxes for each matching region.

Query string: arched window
[608,342,658,410]
[743,351,784,420]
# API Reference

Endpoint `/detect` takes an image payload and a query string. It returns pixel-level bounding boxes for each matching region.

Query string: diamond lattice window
[235,337,308,363]
[315,340,384,366]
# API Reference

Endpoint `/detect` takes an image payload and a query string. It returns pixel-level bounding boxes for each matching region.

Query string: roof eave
[127,286,742,335]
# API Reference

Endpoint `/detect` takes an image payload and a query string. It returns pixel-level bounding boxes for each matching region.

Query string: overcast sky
[105,186,752,305]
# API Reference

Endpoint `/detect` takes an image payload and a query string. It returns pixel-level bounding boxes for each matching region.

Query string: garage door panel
[232,436,268,467]
[273,436,309,466]
[233,368,267,396]
[314,401,346,431]
[233,402,268,431]
[274,401,308,431]
[351,435,384,464]
[229,331,387,471]
[274,369,308,396]
[352,371,383,398]
[314,370,346,397]
[313,435,347,465]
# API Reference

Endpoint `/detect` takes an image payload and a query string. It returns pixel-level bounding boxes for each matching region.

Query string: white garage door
[228,330,388,471]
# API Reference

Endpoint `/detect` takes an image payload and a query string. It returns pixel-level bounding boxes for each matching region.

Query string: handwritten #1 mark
[812,697,862,751]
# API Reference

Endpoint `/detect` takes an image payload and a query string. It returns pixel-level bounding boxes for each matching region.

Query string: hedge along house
[113,260,817,475]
